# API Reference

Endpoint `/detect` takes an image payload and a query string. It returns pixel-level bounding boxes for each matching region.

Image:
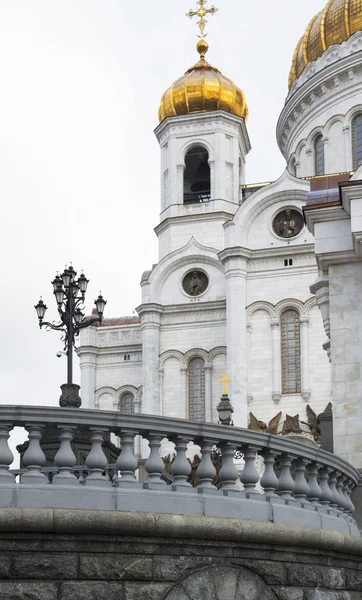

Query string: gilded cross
[186,0,218,40]
[218,372,232,396]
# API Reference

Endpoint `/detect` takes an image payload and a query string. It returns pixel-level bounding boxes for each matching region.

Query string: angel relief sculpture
[248,412,282,435]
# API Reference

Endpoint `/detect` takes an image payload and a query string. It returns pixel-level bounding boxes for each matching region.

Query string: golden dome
[288,0,362,88]
[158,40,248,123]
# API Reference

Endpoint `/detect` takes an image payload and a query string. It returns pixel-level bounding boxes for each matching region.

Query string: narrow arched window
[352,114,362,170]
[314,134,324,176]
[119,392,134,414]
[281,310,301,394]
[184,146,210,205]
[188,357,205,422]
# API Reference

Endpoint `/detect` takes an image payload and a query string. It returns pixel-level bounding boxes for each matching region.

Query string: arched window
[314,134,324,176]
[119,392,134,414]
[184,146,210,205]
[188,357,205,422]
[289,157,296,177]
[352,114,362,170]
[280,310,301,394]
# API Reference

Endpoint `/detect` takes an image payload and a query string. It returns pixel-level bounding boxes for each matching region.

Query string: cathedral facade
[78,0,362,438]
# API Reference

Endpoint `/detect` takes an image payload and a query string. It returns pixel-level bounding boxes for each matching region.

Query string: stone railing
[0,405,360,537]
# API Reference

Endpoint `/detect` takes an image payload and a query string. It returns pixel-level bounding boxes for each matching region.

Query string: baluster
[260,449,279,499]
[306,462,322,506]
[318,465,333,508]
[196,438,217,494]
[21,425,47,484]
[293,457,310,504]
[84,428,111,487]
[219,442,240,496]
[328,471,339,510]
[336,474,348,513]
[114,430,139,489]
[143,434,167,489]
[278,454,295,503]
[346,480,356,516]
[171,436,193,491]
[53,426,78,485]
[0,425,14,483]
[239,446,260,498]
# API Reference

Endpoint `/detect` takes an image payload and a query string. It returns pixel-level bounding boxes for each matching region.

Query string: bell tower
[154,1,251,259]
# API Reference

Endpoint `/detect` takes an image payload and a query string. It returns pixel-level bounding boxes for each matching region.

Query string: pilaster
[136,304,163,416]
[218,246,251,427]
[271,320,281,404]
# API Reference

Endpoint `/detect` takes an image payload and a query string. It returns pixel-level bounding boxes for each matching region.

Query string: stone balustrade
[0,405,360,537]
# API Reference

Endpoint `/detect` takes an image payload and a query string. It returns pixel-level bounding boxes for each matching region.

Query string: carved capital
[271,320,280,329]
[300,317,309,325]
[302,390,311,402]
[272,393,281,404]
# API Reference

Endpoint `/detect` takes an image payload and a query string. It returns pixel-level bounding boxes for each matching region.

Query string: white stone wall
[329,262,362,467]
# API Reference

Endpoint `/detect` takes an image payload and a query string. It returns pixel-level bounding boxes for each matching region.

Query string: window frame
[314,133,325,176]
[119,392,135,414]
[280,309,301,395]
[188,357,206,422]
[352,114,362,171]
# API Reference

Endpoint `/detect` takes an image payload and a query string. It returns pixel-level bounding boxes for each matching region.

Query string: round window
[272,208,303,239]
[182,270,209,297]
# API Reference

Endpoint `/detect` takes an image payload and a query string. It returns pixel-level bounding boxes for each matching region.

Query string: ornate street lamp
[35,265,106,408]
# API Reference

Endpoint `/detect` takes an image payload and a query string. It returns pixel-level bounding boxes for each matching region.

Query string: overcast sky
[0,0,327,409]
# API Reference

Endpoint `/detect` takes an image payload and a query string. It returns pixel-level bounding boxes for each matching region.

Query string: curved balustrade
[0,405,360,537]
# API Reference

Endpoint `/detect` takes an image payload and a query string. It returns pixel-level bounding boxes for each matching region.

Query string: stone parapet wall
[0,509,361,599]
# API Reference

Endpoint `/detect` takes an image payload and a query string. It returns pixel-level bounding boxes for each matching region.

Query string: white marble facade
[79,22,362,437]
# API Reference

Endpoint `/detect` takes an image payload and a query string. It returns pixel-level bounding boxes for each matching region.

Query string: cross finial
[186,0,218,41]
[218,372,232,396]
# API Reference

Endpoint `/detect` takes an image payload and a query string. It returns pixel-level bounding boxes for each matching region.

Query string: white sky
[0,0,327,408]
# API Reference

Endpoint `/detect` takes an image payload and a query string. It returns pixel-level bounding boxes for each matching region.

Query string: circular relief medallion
[273,208,303,239]
[182,270,208,297]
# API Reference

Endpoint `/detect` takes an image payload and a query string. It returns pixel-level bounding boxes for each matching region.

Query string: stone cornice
[1,508,361,554]
[154,110,251,155]
[135,303,164,317]
[162,300,225,316]
[340,180,362,215]
[155,210,235,237]
[303,205,348,236]
[218,246,252,264]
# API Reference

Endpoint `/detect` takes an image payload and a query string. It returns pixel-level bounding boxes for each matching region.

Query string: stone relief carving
[162,566,277,600]
[273,208,304,239]
[183,270,209,296]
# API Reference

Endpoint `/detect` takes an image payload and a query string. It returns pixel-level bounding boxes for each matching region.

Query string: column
[305,148,313,176]
[300,317,311,402]
[181,366,188,419]
[271,319,281,404]
[177,164,185,204]
[218,247,250,427]
[159,368,164,416]
[343,125,351,171]
[78,349,98,409]
[137,304,163,415]
[204,364,213,422]
[322,136,329,173]
[246,322,253,405]
[208,160,215,200]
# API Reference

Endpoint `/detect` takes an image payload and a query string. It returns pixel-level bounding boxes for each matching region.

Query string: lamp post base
[59,383,81,408]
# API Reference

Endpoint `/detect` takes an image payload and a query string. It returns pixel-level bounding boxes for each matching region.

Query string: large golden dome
[289,0,362,88]
[158,40,248,123]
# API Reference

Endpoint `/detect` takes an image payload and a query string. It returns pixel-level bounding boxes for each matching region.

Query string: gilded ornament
[158,0,248,123]
[289,0,362,88]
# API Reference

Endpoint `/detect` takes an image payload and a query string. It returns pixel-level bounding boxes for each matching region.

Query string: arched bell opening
[184,146,211,205]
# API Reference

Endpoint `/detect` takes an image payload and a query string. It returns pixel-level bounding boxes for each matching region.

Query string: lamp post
[35,265,106,408]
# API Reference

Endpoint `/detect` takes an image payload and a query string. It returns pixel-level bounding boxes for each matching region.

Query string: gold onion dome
[158,39,248,123]
[289,0,362,88]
